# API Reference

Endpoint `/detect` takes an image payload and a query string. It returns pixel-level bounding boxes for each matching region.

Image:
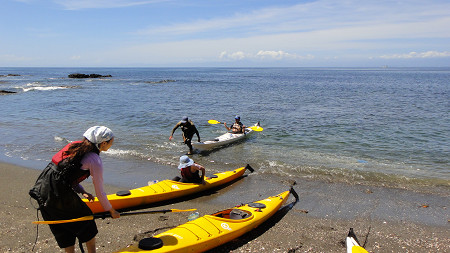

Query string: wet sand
[1,161,448,252]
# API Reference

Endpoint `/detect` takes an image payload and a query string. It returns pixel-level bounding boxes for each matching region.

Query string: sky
[1,0,450,67]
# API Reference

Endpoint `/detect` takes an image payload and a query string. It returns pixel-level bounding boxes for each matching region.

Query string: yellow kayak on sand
[84,165,253,214]
[346,228,369,253]
[115,188,296,252]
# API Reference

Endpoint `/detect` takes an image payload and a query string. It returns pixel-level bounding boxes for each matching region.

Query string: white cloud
[128,0,450,67]
[53,0,166,10]
[7,0,450,67]
[219,50,314,61]
[137,0,450,40]
[70,55,81,60]
[380,51,450,59]
[219,51,249,60]
[256,50,314,60]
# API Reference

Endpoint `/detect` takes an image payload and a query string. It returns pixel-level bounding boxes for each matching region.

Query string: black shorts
[41,206,98,248]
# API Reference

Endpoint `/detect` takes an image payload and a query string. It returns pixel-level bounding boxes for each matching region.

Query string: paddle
[248,125,263,132]
[32,208,197,224]
[207,120,263,132]
[207,119,222,124]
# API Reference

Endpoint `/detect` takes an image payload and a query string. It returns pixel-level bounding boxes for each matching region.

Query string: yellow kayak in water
[346,228,369,253]
[115,188,296,252]
[84,165,253,214]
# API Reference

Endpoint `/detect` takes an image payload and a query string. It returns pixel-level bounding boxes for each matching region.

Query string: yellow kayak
[346,228,369,253]
[84,165,253,214]
[115,188,295,252]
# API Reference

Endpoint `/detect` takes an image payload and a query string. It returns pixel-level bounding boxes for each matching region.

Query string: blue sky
[1,0,450,67]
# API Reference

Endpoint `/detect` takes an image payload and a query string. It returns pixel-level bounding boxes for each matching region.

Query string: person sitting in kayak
[224,115,246,134]
[169,116,201,155]
[173,155,205,184]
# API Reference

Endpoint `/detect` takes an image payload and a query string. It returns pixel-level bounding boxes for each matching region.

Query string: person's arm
[224,122,230,131]
[169,122,181,140]
[200,166,205,182]
[73,184,95,202]
[192,163,205,183]
[82,153,120,218]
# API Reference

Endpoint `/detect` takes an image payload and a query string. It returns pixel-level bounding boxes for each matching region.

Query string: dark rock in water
[144,79,176,84]
[87,74,102,78]
[0,90,17,94]
[68,73,112,78]
[88,73,112,78]
[0,74,21,77]
[68,73,89,78]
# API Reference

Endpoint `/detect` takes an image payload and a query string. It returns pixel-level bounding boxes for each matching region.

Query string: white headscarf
[83,126,114,150]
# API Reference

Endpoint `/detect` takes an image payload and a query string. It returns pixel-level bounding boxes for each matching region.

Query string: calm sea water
[1,67,449,192]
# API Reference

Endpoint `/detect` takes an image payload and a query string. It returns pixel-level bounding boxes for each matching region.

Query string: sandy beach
[1,161,448,253]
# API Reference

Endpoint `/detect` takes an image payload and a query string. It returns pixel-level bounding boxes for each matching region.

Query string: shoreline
[1,161,449,252]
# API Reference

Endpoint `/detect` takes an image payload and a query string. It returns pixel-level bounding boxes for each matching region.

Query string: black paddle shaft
[93,209,173,219]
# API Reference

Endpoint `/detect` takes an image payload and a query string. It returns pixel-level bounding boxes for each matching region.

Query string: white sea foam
[22,86,68,92]
[54,136,71,143]
[105,148,146,158]
[17,82,76,92]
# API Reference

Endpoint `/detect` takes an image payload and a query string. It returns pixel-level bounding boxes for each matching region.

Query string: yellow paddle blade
[33,215,94,224]
[170,208,197,212]
[249,126,263,131]
[208,120,221,124]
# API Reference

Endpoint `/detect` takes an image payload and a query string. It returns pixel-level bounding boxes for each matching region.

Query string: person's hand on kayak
[82,192,95,202]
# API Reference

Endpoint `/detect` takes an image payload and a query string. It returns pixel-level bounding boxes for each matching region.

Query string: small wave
[105,147,176,167]
[22,86,66,92]
[54,136,71,143]
[17,83,79,92]
[105,148,147,159]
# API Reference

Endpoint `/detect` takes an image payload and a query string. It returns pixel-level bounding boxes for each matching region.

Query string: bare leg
[64,245,75,253]
[186,141,193,155]
[86,237,96,253]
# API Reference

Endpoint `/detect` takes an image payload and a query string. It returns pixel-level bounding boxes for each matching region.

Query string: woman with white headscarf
[29,126,120,253]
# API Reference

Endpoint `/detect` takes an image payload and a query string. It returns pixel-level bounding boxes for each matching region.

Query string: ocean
[1,67,449,194]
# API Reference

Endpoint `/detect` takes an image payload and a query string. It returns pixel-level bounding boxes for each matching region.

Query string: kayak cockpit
[211,208,253,220]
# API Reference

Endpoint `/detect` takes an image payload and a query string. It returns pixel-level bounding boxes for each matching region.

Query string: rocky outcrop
[0,90,17,94]
[68,73,112,78]
[0,74,20,77]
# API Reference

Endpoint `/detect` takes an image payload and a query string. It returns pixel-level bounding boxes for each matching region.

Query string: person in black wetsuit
[169,116,201,155]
